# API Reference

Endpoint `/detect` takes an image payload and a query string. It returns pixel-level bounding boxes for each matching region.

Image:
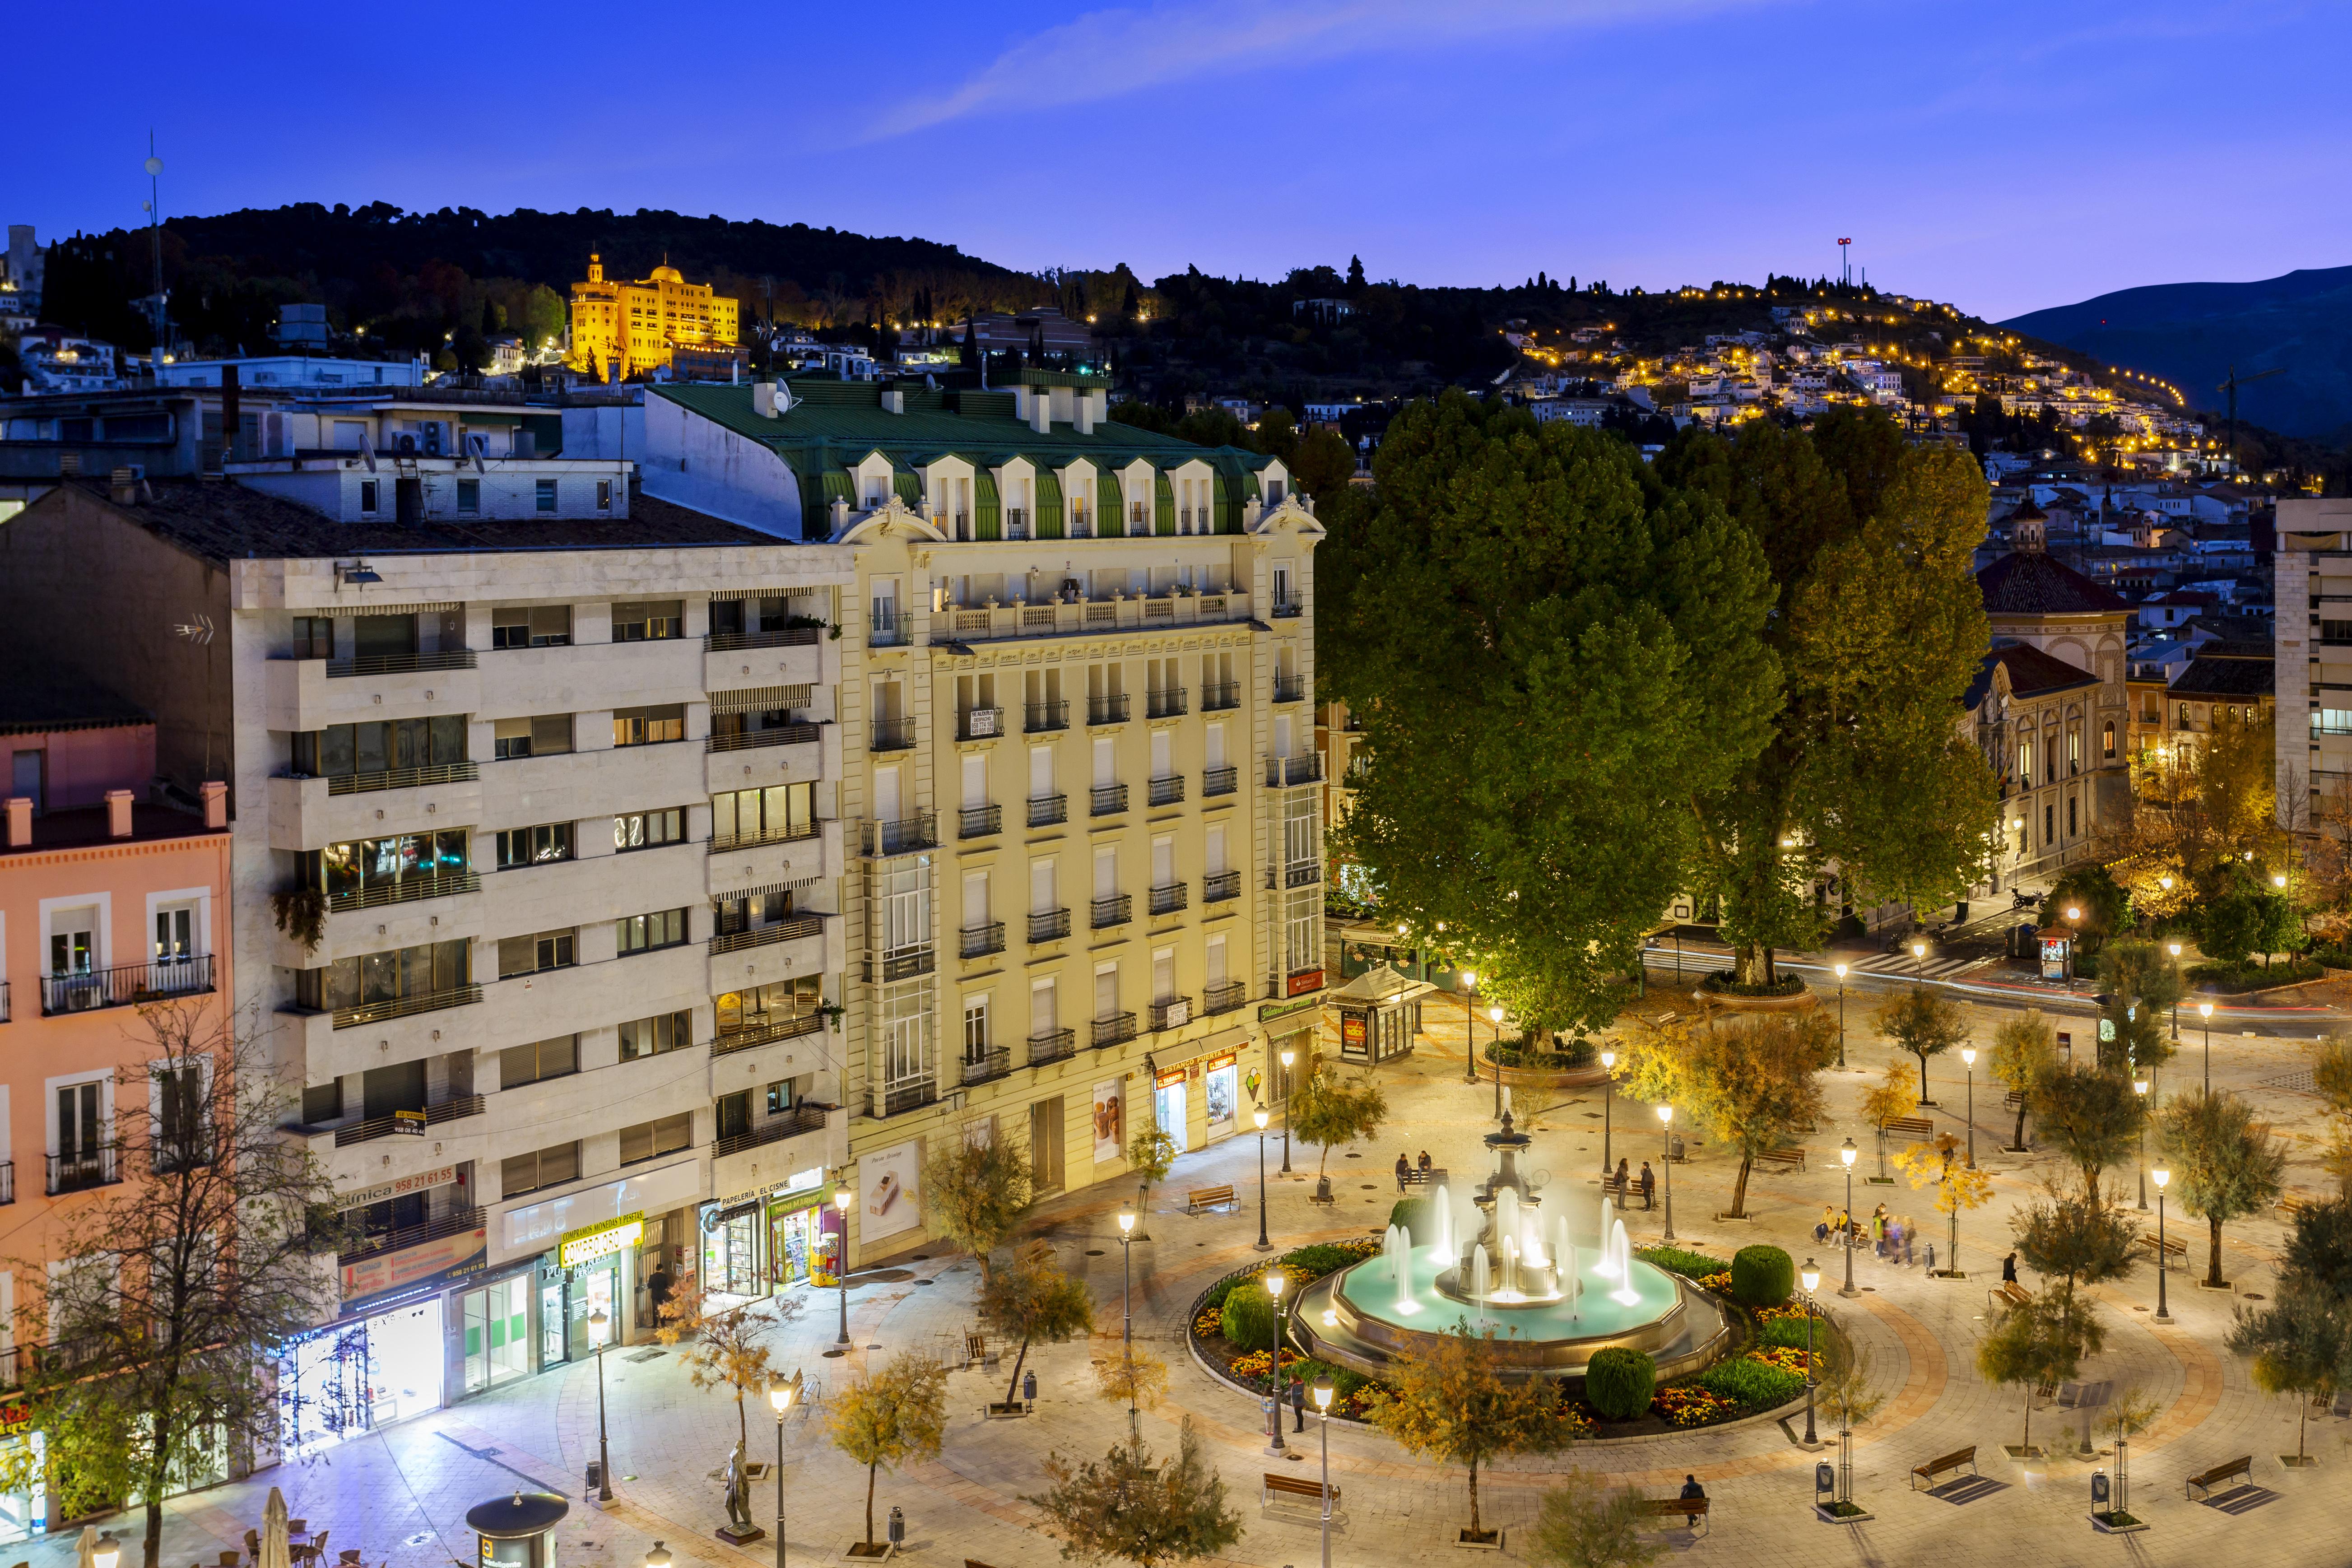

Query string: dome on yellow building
[649,264,684,284]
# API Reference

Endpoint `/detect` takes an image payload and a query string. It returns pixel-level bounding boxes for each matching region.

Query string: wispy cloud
[861,0,1764,141]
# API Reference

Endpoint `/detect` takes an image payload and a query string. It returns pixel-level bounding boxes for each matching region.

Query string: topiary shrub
[1583,1346,1657,1421]
[1220,1280,1278,1350]
[1730,1245,1796,1307]
[1278,1244,1358,1281]
[1389,1197,1432,1246]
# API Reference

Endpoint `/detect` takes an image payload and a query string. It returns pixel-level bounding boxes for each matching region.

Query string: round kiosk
[467,1491,571,1568]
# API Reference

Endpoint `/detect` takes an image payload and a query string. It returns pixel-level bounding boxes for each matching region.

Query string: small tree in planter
[1989,1010,2057,1151]
[1873,986,1968,1104]
[978,1240,1095,1412]
[1127,1124,1177,1236]
[2230,1277,2350,1466]
[654,1282,801,1451]
[827,1349,948,1555]
[1977,1292,2090,1457]
[1681,1013,1835,1218]
[2158,1089,2287,1289]
[1289,1050,1389,1198]
[920,1133,1034,1283]
[1816,1331,1885,1512]
[1889,1134,1992,1275]
[2029,1063,2145,1205]
[1364,1322,1573,1546]
[1859,1063,1914,1180]
[1092,1347,1171,1412]
[1024,1418,1244,1568]
[1527,1469,1660,1568]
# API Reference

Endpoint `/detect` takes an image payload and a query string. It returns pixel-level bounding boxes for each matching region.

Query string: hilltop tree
[1873,985,1969,1103]
[1364,1322,1574,1544]
[2157,1091,2287,1288]
[921,1132,1035,1281]
[1660,415,1999,986]
[1024,1420,1243,1568]
[1319,392,1780,1033]
[1989,1010,2057,1149]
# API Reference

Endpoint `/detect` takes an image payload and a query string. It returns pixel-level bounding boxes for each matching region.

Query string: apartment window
[2068,795,2078,838]
[156,1062,205,1164]
[613,705,686,747]
[496,822,573,868]
[2102,720,2115,759]
[310,829,469,899]
[297,938,469,1012]
[619,1112,693,1166]
[878,978,936,1094]
[765,1079,796,1115]
[712,783,816,848]
[301,1080,344,1125]
[617,907,688,954]
[292,616,335,660]
[2015,736,2034,782]
[500,1141,580,1198]
[493,715,574,760]
[492,606,572,649]
[535,479,558,513]
[1284,886,1322,977]
[499,1034,578,1089]
[963,996,990,1065]
[614,809,685,851]
[2045,804,2056,845]
[498,929,576,978]
[619,1009,694,1061]
[716,1090,753,1142]
[596,479,613,511]
[2315,709,2352,735]
[611,600,684,642]
[456,479,481,514]
[293,716,468,778]
[359,480,380,515]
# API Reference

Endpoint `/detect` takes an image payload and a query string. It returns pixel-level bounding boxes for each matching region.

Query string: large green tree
[2157,1090,2287,1288]
[1318,392,1780,1032]
[1658,413,2001,984]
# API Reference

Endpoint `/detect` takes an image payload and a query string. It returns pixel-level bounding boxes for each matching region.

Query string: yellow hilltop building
[570,253,739,380]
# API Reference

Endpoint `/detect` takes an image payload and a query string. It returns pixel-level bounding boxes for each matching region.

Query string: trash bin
[584,1461,602,1492]
[1022,1369,1037,1408]
[887,1507,905,1547]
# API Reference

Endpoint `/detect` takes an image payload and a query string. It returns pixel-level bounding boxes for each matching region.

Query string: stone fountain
[1294,1110,1730,1383]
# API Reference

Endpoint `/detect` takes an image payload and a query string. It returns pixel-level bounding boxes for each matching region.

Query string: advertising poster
[1092,1079,1125,1165]
[859,1140,923,1242]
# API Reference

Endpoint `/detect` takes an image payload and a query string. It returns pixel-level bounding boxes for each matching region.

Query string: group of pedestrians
[1814,1200,1929,1269]
[1608,1157,1657,1210]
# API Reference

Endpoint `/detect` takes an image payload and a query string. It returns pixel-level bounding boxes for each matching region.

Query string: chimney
[4,796,29,847]
[111,465,139,504]
[1076,389,1101,435]
[220,363,241,464]
[200,781,228,830]
[1027,388,1050,435]
[753,382,777,419]
[105,789,134,839]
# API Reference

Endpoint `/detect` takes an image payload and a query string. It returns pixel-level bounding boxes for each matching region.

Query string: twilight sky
[17,0,2347,319]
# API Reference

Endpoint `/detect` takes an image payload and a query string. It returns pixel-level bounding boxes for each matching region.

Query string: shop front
[1151,1066,1188,1154]
[0,1400,42,1544]
[767,1174,831,1289]
[553,1213,641,1363]
[702,1201,765,1303]
[279,1294,447,1458]
[455,1266,535,1398]
[1201,1052,1238,1140]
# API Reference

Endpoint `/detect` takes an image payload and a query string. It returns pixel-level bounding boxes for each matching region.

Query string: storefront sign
[1286,969,1325,997]
[1206,1051,1237,1073]
[1092,1079,1125,1164]
[340,1224,485,1307]
[337,1165,458,1211]
[1258,994,1321,1024]
[392,1109,428,1136]
[558,1212,645,1268]
[1154,1066,1187,1089]
[502,1158,701,1260]
[0,1402,31,1438]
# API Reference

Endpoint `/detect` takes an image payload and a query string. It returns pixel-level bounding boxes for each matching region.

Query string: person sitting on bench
[1677,1475,1707,1523]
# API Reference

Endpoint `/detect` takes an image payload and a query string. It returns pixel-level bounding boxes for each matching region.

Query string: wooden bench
[1988,1280,2031,1312]
[1641,1497,1708,1530]
[2137,1231,2186,1260]
[1910,1446,1977,1489]
[2004,1089,2025,1111]
[1185,1185,1238,1214]
[1755,1146,1806,1173]
[964,1331,987,1367]
[2280,1193,2313,1217]
[2186,1455,2253,1501]
[1882,1116,1934,1142]
[1262,1470,1340,1514]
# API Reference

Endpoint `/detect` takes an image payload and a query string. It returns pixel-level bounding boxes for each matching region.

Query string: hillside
[2003,264,2352,442]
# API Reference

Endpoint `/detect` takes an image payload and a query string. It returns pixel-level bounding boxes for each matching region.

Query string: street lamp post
[1799,1258,1822,1447]
[1311,1375,1335,1568]
[767,1376,797,1568]
[1254,1105,1273,1252]
[1461,970,1481,1085]
[2066,906,2081,981]
[1278,1046,1296,1174]
[1489,1004,1506,1123]
[2133,1078,2150,1210]
[588,1306,614,1502]
[1657,1104,1676,1242]
[1599,1050,1616,1178]
[2152,1167,2172,1323]
[832,1186,852,1346]
[1838,1139,1859,1298]
[1833,963,1848,1068]
[1118,1205,1138,1438]
[2168,941,2182,1041]
[2199,1001,2214,1095]
[1263,1270,1288,1456]
[1960,1045,1977,1168]
[1912,938,1926,982]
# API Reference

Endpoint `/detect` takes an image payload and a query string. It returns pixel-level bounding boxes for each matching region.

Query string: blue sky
[19,0,2348,318]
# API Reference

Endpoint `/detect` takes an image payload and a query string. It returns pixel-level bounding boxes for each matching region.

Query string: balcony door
[56,1082,102,1162]
[875,766,902,825]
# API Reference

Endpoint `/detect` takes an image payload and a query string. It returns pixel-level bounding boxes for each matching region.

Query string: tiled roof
[1964,642,2100,708]
[1977,550,2131,616]
[2171,649,2274,701]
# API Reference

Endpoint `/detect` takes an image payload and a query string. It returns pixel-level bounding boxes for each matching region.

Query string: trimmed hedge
[1482,1037,1598,1070]
[1277,1244,1360,1281]
[1694,1354,1803,1408]
[1699,971,1806,997]
[1635,1245,1729,1280]
[1730,1245,1796,1307]
[1584,1347,1657,1420]
[1220,1281,1279,1350]
[1389,1198,1433,1247]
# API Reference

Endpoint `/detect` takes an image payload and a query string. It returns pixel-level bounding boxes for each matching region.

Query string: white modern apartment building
[0,469,854,1447]
[642,368,1329,1271]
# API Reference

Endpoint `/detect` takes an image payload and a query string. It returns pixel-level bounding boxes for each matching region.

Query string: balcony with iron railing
[706,626,822,653]
[710,913,827,956]
[1272,675,1307,704]
[328,760,479,796]
[708,721,824,754]
[959,804,1002,840]
[1200,681,1240,712]
[1204,870,1241,904]
[1092,1012,1138,1050]
[1149,996,1192,1032]
[713,1012,824,1056]
[1266,754,1323,788]
[0,1161,17,1204]
[932,591,1256,646]
[0,981,9,1024]
[1270,860,1323,889]
[1025,700,1069,734]
[326,648,477,679]
[1147,774,1185,807]
[958,706,1005,741]
[1090,783,1128,818]
[869,610,906,647]
[336,1205,485,1268]
[1203,978,1249,1015]
[861,813,938,856]
[325,870,480,914]
[1027,1028,1076,1067]
[1148,882,1188,917]
[1088,693,1130,726]
[311,1093,486,1148]
[1027,792,1067,828]
[868,1079,938,1119]
[330,983,483,1031]
[960,921,1006,960]
[961,1046,1013,1088]
[1271,596,1303,619]
[1091,893,1132,930]
[42,955,216,1016]
[1028,907,1072,943]
[46,1146,121,1196]
[712,1103,831,1159]
[871,717,918,751]
[1203,765,1238,797]
[709,820,825,855]
[867,944,935,982]
[1146,687,1188,719]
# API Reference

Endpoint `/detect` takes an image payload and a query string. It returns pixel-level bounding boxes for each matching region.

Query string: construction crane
[2216,363,2286,477]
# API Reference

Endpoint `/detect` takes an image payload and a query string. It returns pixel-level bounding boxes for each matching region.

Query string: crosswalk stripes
[1636,948,1987,981]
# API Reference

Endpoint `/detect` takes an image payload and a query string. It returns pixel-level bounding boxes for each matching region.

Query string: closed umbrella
[262,1485,293,1568]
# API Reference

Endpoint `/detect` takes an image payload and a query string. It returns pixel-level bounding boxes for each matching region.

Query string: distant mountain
[2003,265,2352,442]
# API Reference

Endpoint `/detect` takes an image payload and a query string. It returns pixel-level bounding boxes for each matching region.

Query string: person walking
[2002,1250,2018,1284]
[1871,1204,1888,1257]
[1638,1161,1656,1211]
[1901,1218,1917,1267]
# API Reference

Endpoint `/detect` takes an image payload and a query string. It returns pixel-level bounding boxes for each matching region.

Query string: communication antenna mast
[144,134,166,353]
[1837,237,1851,287]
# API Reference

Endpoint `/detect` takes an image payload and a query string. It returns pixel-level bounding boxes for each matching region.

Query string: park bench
[2186,1455,2253,1501]
[1185,1185,1238,1214]
[1910,1446,1977,1489]
[2137,1231,2186,1261]
[1755,1147,1806,1173]
[1988,1280,2031,1312]
[1262,1471,1341,1517]
[2004,1089,2025,1111]
[1641,1497,1709,1531]
[2280,1192,2313,1217]
[963,1331,988,1368]
[1881,1116,1934,1142]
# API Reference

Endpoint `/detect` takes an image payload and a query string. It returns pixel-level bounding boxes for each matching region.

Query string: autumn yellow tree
[1989,1010,2057,1151]
[1364,1322,1574,1545]
[1677,1012,1836,1217]
[828,1350,949,1549]
[656,1281,802,1451]
[1889,1133,1992,1276]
